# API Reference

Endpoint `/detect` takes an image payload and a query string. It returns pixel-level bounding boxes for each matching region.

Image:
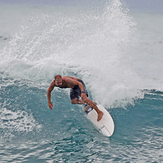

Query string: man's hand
[48,101,53,110]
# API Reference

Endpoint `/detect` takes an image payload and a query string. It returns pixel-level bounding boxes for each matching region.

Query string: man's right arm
[47,81,55,110]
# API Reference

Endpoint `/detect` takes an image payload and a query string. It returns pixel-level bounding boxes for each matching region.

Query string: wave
[0,1,163,162]
[0,0,141,107]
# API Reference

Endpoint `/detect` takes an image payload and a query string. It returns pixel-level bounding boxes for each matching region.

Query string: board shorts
[70,79,88,100]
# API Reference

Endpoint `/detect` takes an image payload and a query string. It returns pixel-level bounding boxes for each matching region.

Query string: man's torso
[55,76,79,89]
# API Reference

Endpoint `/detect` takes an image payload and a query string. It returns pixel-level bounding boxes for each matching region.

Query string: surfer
[47,75,103,121]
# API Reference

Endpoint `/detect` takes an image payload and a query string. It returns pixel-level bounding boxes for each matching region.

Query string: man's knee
[71,98,78,104]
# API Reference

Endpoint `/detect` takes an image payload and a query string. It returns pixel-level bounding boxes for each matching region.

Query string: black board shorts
[70,79,88,100]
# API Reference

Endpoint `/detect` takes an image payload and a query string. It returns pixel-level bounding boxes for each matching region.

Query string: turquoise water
[0,0,163,162]
[1,78,163,162]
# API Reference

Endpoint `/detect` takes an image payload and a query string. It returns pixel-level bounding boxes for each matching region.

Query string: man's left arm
[72,80,87,100]
[76,81,85,92]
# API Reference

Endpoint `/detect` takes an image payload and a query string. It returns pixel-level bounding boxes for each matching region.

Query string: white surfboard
[86,104,114,137]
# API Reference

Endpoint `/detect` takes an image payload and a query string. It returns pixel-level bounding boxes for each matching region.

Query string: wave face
[0,0,163,162]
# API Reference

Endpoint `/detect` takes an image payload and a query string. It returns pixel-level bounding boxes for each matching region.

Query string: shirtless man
[47,75,103,121]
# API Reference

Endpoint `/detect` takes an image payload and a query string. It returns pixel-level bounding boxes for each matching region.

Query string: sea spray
[0,0,144,108]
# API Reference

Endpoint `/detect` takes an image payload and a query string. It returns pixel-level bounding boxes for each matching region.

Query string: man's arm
[47,81,55,110]
[67,78,86,100]
[76,81,85,92]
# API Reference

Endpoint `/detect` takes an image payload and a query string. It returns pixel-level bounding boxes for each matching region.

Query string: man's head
[54,75,62,86]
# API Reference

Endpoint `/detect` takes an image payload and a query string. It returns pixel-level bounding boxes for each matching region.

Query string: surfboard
[86,104,114,137]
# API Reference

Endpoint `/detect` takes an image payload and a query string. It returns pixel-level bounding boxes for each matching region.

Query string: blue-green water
[1,77,163,162]
[0,0,163,162]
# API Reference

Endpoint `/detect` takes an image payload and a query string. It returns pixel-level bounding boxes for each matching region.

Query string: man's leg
[81,94,103,121]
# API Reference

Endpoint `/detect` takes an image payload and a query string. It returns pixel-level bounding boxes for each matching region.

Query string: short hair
[54,75,62,80]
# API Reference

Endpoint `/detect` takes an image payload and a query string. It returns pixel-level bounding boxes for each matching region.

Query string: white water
[0,0,163,108]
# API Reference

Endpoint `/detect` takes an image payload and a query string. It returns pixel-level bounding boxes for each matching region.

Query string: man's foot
[85,102,97,113]
[84,102,103,121]
[85,104,90,112]
[97,111,104,121]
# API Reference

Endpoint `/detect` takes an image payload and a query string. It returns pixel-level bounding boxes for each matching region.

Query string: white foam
[0,107,42,140]
[0,1,162,107]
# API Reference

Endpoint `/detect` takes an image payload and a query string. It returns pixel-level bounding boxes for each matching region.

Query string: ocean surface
[0,0,163,162]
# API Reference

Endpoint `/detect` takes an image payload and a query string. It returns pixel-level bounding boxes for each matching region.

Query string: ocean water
[0,0,163,162]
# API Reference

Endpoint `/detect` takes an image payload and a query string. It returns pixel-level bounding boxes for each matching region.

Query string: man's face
[55,78,62,86]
